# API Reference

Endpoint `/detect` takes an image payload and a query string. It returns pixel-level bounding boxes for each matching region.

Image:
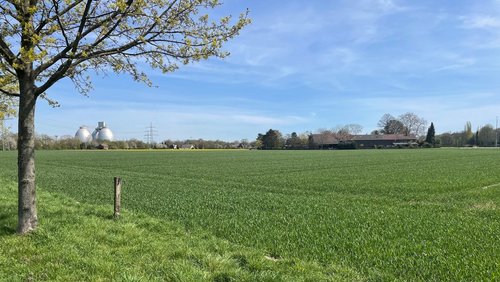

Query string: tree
[255,133,264,149]
[260,129,283,150]
[425,122,435,145]
[333,125,352,142]
[334,124,363,136]
[307,133,315,149]
[398,112,427,137]
[377,113,394,131]
[0,1,250,234]
[478,124,496,147]
[1,94,17,151]
[1,59,19,116]
[377,113,405,134]
[0,96,16,119]
[286,132,304,149]
[0,75,18,119]
[464,121,474,145]
[436,132,452,146]
[385,119,405,134]
[316,128,333,149]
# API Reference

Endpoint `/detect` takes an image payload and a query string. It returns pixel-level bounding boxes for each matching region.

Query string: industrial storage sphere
[96,127,114,142]
[75,126,92,143]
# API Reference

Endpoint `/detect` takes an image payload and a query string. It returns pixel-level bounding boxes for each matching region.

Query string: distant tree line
[437,122,499,147]
[30,134,155,150]
[2,132,254,150]
[1,113,497,150]
[254,112,429,150]
[255,124,361,150]
[1,134,253,150]
[159,139,251,149]
[254,113,498,150]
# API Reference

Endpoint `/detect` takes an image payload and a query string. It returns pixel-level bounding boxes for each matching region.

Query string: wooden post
[114,177,122,219]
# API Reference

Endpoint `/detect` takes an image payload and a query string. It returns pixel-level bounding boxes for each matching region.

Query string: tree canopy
[0,0,250,98]
[399,112,427,137]
[0,77,17,119]
[425,122,435,145]
[0,95,16,119]
[378,112,427,136]
[378,114,404,135]
[257,129,283,150]
[0,0,250,234]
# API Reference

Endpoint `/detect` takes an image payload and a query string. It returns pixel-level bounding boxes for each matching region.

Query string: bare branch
[0,88,20,97]
[0,37,17,66]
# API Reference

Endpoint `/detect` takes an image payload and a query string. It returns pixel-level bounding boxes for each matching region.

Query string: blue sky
[7,0,500,141]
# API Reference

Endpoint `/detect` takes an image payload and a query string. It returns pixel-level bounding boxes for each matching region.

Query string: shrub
[337,142,357,150]
[422,142,433,148]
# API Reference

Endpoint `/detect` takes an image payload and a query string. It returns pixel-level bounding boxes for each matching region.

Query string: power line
[144,122,158,148]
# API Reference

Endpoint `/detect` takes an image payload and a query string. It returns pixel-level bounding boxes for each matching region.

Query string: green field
[1,149,499,280]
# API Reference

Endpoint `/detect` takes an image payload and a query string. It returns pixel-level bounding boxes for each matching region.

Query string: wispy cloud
[429,53,476,73]
[233,115,308,126]
[374,0,403,12]
[460,15,500,29]
[349,92,500,132]
[26,1,500,140]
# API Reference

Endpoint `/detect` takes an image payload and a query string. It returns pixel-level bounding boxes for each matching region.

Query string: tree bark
[17,76,38,234]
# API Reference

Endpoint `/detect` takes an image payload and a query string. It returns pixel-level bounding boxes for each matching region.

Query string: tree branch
[52,0,70,47]
[0,3,17,20]
[34,0,131,77]
[0,88,20,97]
[85,0,134,52]
[71,0,93,54]
[35,0,84,34]
[31,0,249,96]
[34,59,73,96]
[0,37,17,66]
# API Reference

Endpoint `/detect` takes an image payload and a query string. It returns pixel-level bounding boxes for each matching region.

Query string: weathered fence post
[114,177,122,219]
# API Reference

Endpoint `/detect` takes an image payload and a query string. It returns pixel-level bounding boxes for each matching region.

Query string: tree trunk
[17,76,38,234]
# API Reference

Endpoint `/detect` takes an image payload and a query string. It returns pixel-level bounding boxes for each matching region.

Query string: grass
[1,149,499,280]
[0,178,359,281]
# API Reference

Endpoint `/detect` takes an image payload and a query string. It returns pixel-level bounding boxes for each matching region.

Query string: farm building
[180,144,196,149]
[310,133,417,149]
[353,134,417,148]
[309,133,339,149]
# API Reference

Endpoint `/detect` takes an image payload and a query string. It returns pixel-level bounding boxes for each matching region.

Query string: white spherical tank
[96,127,114,142]
[75,126,92,143]
[92,130,99,141]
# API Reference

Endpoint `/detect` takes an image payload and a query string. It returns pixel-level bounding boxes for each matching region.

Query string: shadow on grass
[0,205,17,236]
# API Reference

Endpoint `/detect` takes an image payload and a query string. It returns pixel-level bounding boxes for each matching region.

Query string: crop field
[0,149,499,280]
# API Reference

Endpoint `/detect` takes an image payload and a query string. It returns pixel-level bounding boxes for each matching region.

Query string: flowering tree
[0,0,249,234]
